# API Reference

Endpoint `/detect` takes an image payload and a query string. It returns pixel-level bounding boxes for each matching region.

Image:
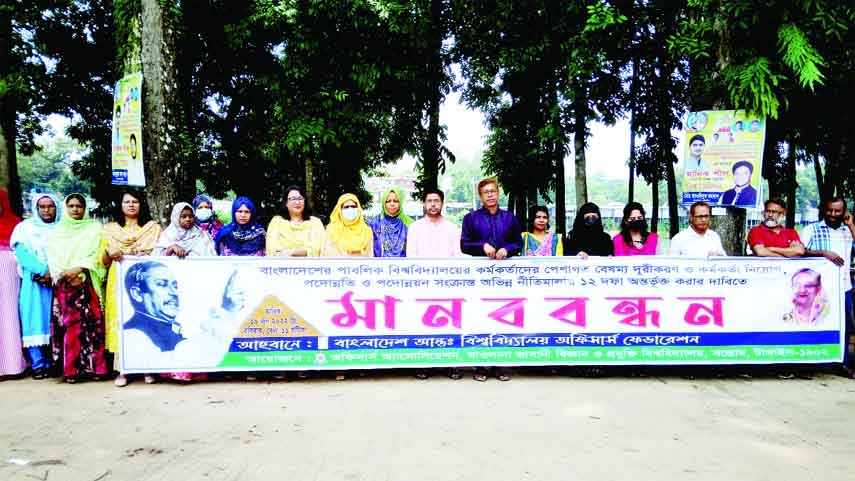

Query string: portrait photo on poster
[120,259,262,370]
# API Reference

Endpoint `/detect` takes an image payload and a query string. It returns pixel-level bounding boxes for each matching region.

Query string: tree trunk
[304,154,314,212]
[665,155,679,238]
[0,1,22,215]
[555,145,566,237]
[419,0,443,193]
[711,207,747,256]
[138,0,186,223]
[627,58,637,204]
[650,176,659,233]
[573,101,588,207]
[813,154,824,200]
[785,141,797,227]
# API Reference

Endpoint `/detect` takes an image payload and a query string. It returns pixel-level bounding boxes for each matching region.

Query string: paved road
[1,371,854,481]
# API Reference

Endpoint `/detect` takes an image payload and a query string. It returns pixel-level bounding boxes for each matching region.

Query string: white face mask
[195,207,213,222]
[763,217,780,228]
[341,206,359,221]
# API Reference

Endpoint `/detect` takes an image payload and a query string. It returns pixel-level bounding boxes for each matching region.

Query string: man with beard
[747,198,805,258]
[406,189,461,257]
[801,197,855,373]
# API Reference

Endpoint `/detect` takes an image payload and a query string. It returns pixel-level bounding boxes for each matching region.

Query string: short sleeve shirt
[747,225,801,249]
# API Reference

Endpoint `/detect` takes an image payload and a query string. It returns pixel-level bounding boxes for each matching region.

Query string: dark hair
[125,261,169,310]
[422,188,445,203]
[689,134,705,145]
[282,185,310,221]
[689,201,712,217]
[791,268,821,288]
[820,196,847,212]
[528,205,550,231]
[66,193,86,205]
[732,160,753,174]
[764,198,786,211]
[619,201,648,247]
[113,189,153,227]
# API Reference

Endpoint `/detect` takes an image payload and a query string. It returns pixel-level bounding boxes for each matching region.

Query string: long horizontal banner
[118,256,843,373]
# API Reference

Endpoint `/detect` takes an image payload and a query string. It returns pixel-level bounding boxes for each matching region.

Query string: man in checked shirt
[802,196,855,377]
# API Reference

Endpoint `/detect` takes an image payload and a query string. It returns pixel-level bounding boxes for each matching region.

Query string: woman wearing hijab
[0,189,26,378]
[613,202,659,256]
[565,202,613,258]
[101,189,162,387]
[10,193,61,379]
[367,188,412,257]
[192,193,223,240]
[521,205,562,256]
[267,185,326,257]
[151,203,215,383]
[154,203,216,257]
[322,193,374,257]
[46,194,108,383]
[215,196,266,257]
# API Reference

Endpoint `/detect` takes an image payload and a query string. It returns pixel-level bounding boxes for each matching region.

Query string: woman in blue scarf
[367,188,413,257]
[215,196,266,257]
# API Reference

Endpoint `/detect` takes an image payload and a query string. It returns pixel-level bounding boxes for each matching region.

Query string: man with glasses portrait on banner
[747,198,805,258]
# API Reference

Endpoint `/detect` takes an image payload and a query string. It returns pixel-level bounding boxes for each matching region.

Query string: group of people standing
[1,176,852,385]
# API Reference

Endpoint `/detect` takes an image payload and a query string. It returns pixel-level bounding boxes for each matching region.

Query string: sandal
[64,377,77,384]
[297,371,309,380]
[31,368,47,380]
[472,369,488,382]
[114,374,128,387]
[335,372,346,381]
[496,372,511,382]
[447,368,463,380]
[143,374,157,384]
[414,370,430,380]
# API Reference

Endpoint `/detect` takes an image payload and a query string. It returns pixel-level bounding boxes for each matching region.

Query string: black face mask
[628,219,647,231]
[583,217,600,227]
[826,215,844,229]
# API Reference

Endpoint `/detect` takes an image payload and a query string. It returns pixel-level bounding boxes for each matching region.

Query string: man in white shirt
[669,201,726,257]
[406,189,462,257]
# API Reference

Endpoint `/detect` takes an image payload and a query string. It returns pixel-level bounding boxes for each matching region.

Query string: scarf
[103,220,161,255]
[381,188,413,226]
[154,202,216,256]
[326,193,372,254]
[9,193,61,264]
[214,196,266,256]
[0,188,22,249]
[46,194,107,299]
[525,231,556,256]
[192,193,222,235]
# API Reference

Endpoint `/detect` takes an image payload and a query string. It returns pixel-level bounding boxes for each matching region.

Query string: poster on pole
[681,110,766,208]
[111,72,145,186]
[118,257,842,373]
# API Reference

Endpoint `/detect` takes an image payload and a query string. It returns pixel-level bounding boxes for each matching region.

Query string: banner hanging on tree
[681,110,766,208]
[111,72,145,186]
[117,257,843,373]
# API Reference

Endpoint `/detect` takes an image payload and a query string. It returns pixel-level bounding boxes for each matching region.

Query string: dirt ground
[1,369,854,481]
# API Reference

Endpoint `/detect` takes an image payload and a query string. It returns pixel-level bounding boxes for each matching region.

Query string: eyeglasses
[287,197,304,202]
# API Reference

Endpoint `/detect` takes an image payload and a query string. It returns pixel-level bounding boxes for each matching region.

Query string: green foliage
[17,136,92,196]
[778,23,825,90]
